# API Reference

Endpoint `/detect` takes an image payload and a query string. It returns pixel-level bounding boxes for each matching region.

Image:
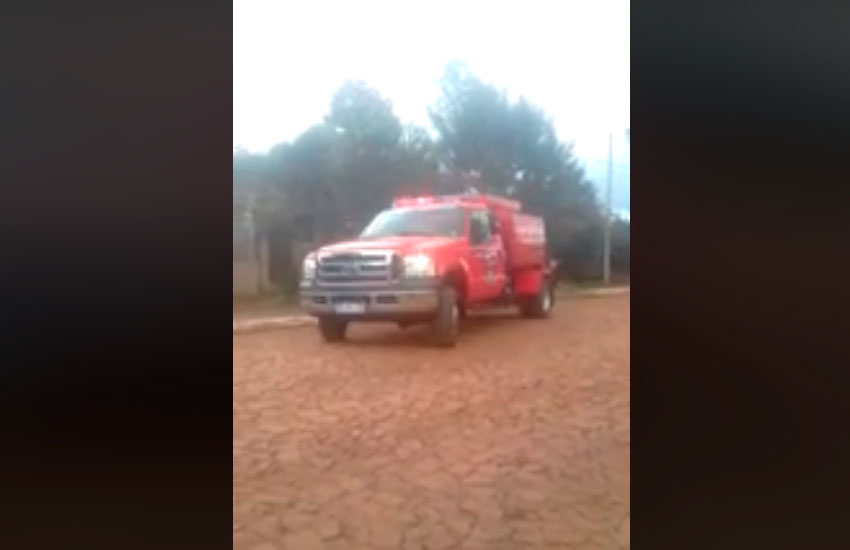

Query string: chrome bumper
[299,280,439,317]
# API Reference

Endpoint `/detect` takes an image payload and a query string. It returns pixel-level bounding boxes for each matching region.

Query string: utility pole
[603,131,613,284]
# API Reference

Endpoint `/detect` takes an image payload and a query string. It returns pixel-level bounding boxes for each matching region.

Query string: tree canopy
[233,63,627,284]
[429,62,601,247]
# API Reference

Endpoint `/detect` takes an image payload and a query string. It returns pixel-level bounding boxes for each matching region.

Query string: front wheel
[520,279,555,318]
[318,317,348,342]
[431,287,460,347]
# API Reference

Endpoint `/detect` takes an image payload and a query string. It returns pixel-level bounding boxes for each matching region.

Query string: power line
[603,132,613,285]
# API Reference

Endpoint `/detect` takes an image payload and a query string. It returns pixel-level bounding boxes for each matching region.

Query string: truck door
[467,209,507,302]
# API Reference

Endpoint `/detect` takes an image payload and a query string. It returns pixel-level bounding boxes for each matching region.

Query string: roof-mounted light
[391,193,521,211]
[393,195,439,208]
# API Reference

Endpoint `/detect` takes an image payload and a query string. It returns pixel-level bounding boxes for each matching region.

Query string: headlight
[302,253,317,280]
[403,254,434,278]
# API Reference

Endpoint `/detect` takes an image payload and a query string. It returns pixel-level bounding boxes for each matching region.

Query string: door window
[469,210,491,245]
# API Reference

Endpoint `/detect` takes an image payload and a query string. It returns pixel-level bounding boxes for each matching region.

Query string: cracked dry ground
[234,295,630,550]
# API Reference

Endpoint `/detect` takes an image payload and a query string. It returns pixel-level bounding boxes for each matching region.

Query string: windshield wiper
[360,230,441,238]
[384,230,432,237]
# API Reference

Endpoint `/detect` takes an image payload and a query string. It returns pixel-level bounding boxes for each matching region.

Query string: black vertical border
[1,4,234,549]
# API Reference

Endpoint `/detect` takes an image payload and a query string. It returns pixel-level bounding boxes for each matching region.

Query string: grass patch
[555,275,630,297]
[570,279,608,289]
[233,288,299,317]
[559,274,630,289]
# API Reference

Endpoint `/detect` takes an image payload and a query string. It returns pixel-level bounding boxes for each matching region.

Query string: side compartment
[512,266,544,297]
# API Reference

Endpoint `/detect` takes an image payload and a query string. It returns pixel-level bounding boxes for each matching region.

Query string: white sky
[234,0,630,213]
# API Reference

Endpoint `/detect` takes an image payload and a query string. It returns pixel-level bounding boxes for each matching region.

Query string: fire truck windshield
[360,206,463,239]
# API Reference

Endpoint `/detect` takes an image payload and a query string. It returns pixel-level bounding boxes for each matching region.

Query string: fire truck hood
[318,235,459,256]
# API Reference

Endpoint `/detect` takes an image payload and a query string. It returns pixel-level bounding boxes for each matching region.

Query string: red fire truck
[299,192,556,346]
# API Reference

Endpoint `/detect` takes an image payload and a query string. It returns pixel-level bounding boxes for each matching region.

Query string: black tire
[432,286,460,347]
[318,317,348,342]
[520,279,555,318]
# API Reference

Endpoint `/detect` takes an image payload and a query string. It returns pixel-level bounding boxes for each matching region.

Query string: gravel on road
[234,295,630,550]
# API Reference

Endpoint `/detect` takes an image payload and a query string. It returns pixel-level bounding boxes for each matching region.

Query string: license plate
[334,301,366,314]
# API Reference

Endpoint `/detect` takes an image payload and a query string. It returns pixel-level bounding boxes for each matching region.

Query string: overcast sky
[234,0,630,215]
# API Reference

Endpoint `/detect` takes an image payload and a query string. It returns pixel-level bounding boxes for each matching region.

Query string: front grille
[317,250,395,285]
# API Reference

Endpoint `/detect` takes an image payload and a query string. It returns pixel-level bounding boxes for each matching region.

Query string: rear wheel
[318,317,348,342]
[432,287,460,347]
[520,279,555,318]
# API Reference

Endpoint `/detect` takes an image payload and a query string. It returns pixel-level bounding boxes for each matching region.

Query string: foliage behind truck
[299,192,556,347]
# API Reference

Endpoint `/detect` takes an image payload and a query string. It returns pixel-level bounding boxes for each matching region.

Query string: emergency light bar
[393,194,521,211]
[393,196,438,207]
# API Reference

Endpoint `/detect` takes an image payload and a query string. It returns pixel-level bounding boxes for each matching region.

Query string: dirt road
[233,295,630,550]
